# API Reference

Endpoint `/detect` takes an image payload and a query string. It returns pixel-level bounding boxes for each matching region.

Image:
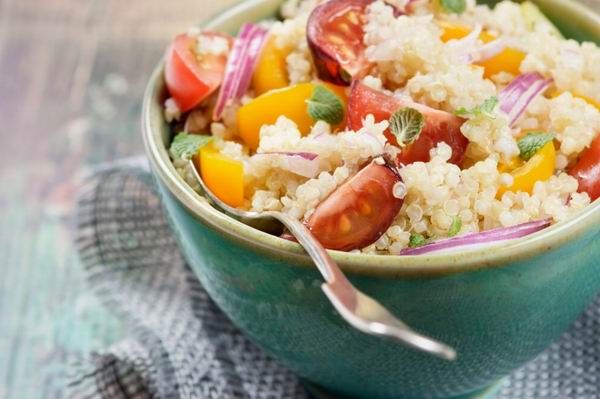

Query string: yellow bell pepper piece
[498,142,556,197]
[252,37,290,96]
[439,21,472,42]
[438,21,496,43]
[196,144,244,207]
[438,22,525,78]
[498,157,522,174]
[237,82,347,152]
[477,48,526,79]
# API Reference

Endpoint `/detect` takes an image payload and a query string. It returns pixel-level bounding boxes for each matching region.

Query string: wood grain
[0,1,237,398]
[0,0,597,398]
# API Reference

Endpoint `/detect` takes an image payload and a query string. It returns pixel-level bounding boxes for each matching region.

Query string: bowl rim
[142,0,600,278]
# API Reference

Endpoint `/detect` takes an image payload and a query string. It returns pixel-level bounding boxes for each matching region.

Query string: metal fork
[189,160,456,360]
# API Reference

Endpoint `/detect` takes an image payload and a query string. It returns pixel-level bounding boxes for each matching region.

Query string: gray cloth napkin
[69,162,600,399]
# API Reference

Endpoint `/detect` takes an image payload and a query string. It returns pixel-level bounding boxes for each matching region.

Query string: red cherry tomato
[165,33,229,112]
[347,81,468,166]
[306,162,404,251]
[569,135,600,201]
[307,0,374,85]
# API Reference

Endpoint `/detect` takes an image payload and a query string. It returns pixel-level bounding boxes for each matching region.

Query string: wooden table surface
[0,1,238,397]
[0,0,597,398]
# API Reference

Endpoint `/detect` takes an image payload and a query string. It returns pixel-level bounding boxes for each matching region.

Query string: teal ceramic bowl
[143,1,600,398]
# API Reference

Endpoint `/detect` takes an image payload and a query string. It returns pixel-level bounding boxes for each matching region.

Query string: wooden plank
[0,1,237,397]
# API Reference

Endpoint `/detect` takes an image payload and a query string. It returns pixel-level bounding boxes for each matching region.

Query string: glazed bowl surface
[142,1,600,397]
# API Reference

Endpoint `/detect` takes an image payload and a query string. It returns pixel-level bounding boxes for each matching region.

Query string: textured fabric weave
[69,163,600,398]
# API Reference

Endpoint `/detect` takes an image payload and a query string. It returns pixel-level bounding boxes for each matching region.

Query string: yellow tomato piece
[237,82,347,151]
[197,144,244,207]
[438,22,525,78]
[498,142,556,197]
[252,37,290,96]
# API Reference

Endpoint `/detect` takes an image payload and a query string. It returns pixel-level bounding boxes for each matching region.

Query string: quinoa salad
[163,0,600,255]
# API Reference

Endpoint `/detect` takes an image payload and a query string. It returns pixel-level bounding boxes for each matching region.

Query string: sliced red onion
[398,0,418,14]
[400,218,552,256]
[261,151,319,160]
[472,38,506,63]
[213,23,268,120]
[447,27,506,64]
[499,72,553,126]
[254,151,320,178]
[361,130,386,155]
[447,25,482,63]
[560,48,584,70]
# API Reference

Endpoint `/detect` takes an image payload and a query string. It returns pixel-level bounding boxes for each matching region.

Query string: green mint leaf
[518,132,554,161]
[479,96,499,116]
[169,132,212,160]
[448,216,462,237]
[454,96,499,119]
[389,107,425,146]
[439,0,467,14]
[409,234,427,248]
[306,85,345,125]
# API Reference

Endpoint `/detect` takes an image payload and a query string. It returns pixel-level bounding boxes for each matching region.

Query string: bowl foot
[302,378,506,399]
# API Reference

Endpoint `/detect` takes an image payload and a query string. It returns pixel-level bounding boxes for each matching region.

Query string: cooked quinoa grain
[166,0,599,255]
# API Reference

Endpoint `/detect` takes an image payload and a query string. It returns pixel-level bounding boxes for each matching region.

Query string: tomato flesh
[165,33,229,112]
[307,0,374,85]
[569,135,600,201]
[347,81,468,166]
[306,162,404,251]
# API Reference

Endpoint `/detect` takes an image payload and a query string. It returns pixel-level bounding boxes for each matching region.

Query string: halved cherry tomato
[498,141,556,197]
[569,135,600,201]
[307,0,374,85]
[306,161,404,251]
[347,81,468,166]
[195,143,244,207]
[165,33,229,112]
[237,82,347,152]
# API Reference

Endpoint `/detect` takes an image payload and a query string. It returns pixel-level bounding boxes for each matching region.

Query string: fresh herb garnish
[517,132,554,161]
[389,107,425,146]
[409,233,427,248]
[439,0,467,14]
[454,96,499,119]
[448,216,462,237]
[306,85,345,125]
[169,132,213,160]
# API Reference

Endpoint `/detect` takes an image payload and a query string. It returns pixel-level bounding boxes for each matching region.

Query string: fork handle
[269,211,456,361]
[268,212,353,288]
